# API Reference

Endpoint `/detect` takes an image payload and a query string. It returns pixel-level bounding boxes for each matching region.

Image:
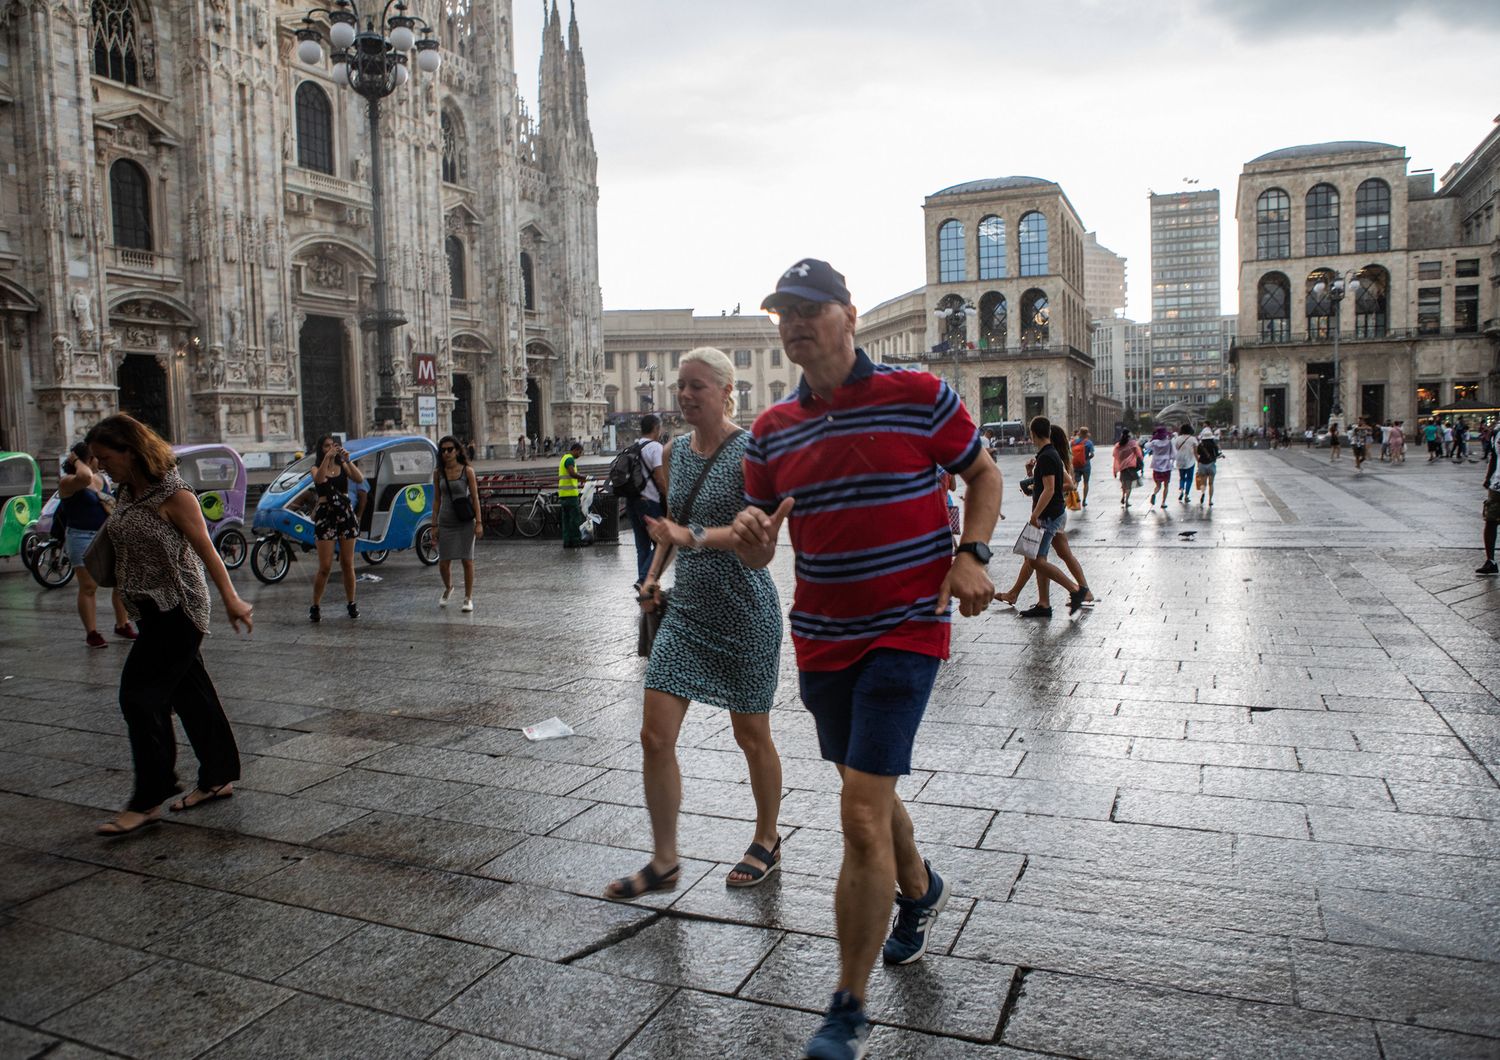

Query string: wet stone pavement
[2,445,1499,1059]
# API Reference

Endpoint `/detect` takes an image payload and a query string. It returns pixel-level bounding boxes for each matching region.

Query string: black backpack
[607,440,651,497]
[1198,437,1220,464]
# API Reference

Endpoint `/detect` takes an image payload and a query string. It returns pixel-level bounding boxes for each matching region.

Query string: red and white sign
[414,352,437,388]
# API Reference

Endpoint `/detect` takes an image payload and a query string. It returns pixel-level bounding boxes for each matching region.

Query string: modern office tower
[1084,231,1127,321]
[1149,189,1227,412]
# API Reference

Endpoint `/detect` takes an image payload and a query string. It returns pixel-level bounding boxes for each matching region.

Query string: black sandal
[169,783,234,813]
[727,837,782,889]
[604,861,680,900]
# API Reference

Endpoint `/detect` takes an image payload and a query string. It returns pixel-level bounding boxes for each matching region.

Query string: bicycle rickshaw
[175,443,250,569]
[0,450,43,567]
[249,435,440,583]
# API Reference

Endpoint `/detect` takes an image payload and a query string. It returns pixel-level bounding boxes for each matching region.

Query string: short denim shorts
[1037,511,1067,560]
[799,648,942,776]
[65,526,97,569]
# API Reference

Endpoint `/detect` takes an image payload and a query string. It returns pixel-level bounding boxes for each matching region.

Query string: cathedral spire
[539,0,569,142]
[567,2,591,138]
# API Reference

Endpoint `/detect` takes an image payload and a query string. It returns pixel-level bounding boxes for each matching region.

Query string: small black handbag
[636,430,742,658]
[443,469,475,523]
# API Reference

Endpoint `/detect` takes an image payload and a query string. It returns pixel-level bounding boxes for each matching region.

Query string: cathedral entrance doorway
[452,373,473,443]
[300,315,349,444]
[117,354,171,441]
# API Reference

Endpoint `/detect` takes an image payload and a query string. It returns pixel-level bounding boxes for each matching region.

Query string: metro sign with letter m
[415,352,437,389]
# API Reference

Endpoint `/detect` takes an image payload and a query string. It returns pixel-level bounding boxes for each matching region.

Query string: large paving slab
[2,447,1498,1056]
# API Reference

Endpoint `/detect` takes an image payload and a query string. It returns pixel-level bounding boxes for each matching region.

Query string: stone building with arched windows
[0,0,604,458]
[1232,129,1500,431]
[877,176,1103,435]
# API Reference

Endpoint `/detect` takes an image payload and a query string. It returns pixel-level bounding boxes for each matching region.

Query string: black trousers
[119,601,240,812]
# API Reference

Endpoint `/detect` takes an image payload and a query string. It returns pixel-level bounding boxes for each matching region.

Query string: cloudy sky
[510,1,1500,321]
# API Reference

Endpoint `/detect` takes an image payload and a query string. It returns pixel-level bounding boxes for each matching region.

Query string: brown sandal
[96,810,161,837]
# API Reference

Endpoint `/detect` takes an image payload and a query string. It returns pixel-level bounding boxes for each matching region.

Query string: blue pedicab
[249,435,439,584]
[175,444,250,570]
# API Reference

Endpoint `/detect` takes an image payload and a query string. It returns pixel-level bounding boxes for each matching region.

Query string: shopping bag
[1012,523,1043,560]
[1064,486,1081,512]
[1194,470,1207,491]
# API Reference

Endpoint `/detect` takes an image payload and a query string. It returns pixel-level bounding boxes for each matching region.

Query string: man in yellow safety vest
[558,441,590,548]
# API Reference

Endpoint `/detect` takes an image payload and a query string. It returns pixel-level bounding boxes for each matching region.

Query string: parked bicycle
[482,499,517,538]
[512,489,562,538]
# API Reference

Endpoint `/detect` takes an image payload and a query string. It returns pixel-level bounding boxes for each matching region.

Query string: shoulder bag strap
[673,429,744,526]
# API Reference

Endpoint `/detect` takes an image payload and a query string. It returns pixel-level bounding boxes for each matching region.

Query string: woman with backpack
[1114,430,1144,508]
[1146,426,1175,509]
[1172,423,1199,504]
[1071,427,1095,507]
[1195,432,1222,506]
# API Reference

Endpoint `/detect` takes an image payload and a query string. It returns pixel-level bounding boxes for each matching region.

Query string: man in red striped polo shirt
[732,259,1001,1060]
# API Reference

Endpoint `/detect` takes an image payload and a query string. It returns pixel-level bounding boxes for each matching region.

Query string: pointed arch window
[520,251,536,310]
[1020,288,1049,349]
[1256,189,1291,259]
[1355,179,1390,252]
[978,215,1006,280]
[978,291,1007,350]
[1305,184,1340,257]
[1257,272,1290,342]
[441,109,464,184]
[109,159,152,250]
[295,82,335,175]
[1018,212,1048,276]
[937,221,966,282]
[446,236,467,300]
[1353,265,1388,337]
[92,0,140,86]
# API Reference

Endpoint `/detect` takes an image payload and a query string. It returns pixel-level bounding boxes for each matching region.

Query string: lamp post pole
[295,1,441,431]
[1313,269,1360,425]
[934,302,976,397]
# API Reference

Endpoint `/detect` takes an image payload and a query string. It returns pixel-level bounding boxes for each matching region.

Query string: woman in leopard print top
[86,414,255,837]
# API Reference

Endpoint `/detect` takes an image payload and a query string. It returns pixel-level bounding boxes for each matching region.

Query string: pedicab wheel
[415,523,440,566]
[250,536,291,584]
[514,503,544,538]
[20,530,44,571]
[30,540,75,589]
[361,549,389,565]
[216,528,248,570]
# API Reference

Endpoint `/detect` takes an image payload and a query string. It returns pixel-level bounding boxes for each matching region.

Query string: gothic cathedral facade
[0,0,605,457]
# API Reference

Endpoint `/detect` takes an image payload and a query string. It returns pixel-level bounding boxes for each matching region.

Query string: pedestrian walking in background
[1305,427,1314,447]
[433,435,482,611]
[84,414,252,837]
[58,441,134,648]
[1146,425,1174,509]
[1071,427,1094,507]
[1173,422,1198,503]
[1443,421,1455,459]
[1479,476,1500,576]
[558,441,590,549]
[607,347,785,899]
[1379,421,1392,462]
[1390,420,1407,464]
[1329,423,1342,462]
[620,414,667,588]
[1114,429,1143,507]
[1195,431,1222,505]
[1351,418,1373,473]
[734,259,1001,1060]
[998,423,1091,612]
[1455,419,1470,463]
[998,418,1088,619]
[308,435,364,622]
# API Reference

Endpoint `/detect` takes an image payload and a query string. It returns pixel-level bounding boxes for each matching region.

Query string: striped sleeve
[929,380,982,474]
[742,428,778,513]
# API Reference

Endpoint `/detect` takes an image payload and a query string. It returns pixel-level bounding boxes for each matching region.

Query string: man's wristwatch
[687,522,708,549]
[955,541,992,565]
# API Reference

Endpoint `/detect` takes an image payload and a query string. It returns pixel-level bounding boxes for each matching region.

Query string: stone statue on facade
[52,334,72,383]
[268,310,284,346]
[66,173,85,239]
[70,291,94,349]
[222,208,239,263]
[42,165,60,232]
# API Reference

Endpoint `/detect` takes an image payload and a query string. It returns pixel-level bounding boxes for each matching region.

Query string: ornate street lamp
[1310,270,1362,422]
[933,301,977,393]
[295,1,441,430]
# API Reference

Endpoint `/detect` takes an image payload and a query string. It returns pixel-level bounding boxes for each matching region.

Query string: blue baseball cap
[761,258,851,310]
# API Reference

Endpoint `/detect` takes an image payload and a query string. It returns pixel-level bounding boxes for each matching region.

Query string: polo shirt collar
[796,347,875,407]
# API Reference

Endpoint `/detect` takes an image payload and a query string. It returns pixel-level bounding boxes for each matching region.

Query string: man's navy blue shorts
[799,648,941,776]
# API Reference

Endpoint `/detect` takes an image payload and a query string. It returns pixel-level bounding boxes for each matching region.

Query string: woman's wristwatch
[687,522,708,549]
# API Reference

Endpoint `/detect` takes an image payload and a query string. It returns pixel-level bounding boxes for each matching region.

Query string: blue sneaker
[882,860,948,964]
[803,990,870,1060]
